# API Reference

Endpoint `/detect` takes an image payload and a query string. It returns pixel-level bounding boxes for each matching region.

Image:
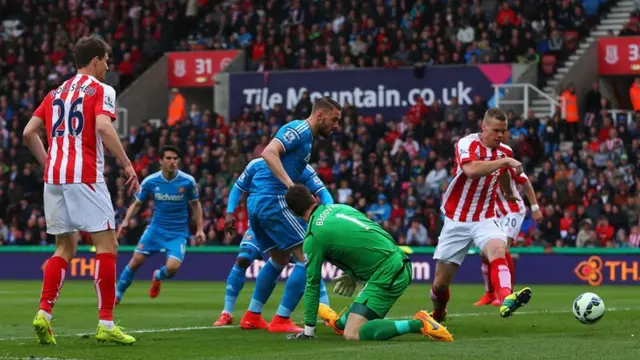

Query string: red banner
[598,37,640,75]
[167,50,240,87]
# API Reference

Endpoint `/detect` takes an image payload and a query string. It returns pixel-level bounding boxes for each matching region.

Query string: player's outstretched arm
[23,116,47,167]
[117,200,142,238]
[96,114,139,194]
[261,140,295,188]
[190,200,206,244]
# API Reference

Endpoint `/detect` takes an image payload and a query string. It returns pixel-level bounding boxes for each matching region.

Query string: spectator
[595,217,615,247]
[367,194,392,224]
[425,160,448,195]
[406,218,429,246]
[576,219,598,247]
[168,89,186,126]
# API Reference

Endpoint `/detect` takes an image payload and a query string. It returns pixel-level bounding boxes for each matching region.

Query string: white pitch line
[0,307,633,342]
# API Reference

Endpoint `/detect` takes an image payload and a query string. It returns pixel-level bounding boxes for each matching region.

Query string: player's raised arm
[261,138,295,188]
[23,116,47,167]
[96,113,139,194]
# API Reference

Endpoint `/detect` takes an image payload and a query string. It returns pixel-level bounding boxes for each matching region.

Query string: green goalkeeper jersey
[302,204,407,326]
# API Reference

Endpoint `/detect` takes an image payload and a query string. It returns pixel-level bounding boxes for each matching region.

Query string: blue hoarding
[228,65,513,120]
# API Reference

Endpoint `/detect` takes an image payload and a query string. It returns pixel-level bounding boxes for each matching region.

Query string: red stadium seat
[542,54,557,75]
[563,31,580,52]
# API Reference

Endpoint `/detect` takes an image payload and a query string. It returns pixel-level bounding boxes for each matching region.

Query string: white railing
[493,84,561,118]
[115,106,129,138]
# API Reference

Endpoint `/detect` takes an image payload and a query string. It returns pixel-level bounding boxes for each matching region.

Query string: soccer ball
[572,292,605,324]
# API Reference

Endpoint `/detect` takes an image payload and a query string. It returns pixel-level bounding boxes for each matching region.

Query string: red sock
[39,256,69,314]
[489,258,512,302]
[94,253,116,321]
[481,257,493,294]
[430,285,450,320]
[505,251,516,287]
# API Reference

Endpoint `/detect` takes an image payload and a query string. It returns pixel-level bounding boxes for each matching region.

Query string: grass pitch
[0,281,638,359]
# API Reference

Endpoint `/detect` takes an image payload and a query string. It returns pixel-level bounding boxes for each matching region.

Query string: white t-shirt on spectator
[337,188,352,203]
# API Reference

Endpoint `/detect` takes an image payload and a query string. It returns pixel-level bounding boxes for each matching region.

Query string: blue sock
[319,279,330,306]
[276,261,306,318]
[248,258,284,314]
[154,266,171,281]
[116,265,137,299]
[223,264,247,314]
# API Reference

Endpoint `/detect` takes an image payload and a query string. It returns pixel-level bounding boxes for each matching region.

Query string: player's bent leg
[481,238,532,317]
[116,252,147,304]
[149,257,181,299]
[91,230,135,345]
[34,232,78,345]
[343,311,369,341]
[431,261,458,322]
[482,238,512,302]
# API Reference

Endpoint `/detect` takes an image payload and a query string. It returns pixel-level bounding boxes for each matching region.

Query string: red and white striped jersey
[33,74,117,184]
[441,133,513,222]
[495,171,528,217]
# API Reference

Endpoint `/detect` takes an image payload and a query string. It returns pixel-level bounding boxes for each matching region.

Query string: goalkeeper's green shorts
[353,255,412,319]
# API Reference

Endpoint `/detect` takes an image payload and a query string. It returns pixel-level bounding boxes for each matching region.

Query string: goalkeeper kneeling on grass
[284,184,453,342]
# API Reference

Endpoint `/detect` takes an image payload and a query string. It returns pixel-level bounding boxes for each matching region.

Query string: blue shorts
[135,226,188,262]
[247,194,308,253]
[238,228,264,262]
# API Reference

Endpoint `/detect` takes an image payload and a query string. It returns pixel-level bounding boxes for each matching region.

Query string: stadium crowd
[1,0,639,249]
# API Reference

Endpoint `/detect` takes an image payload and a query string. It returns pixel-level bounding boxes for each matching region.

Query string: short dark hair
[160,145,181,159]
[285,184,316,217]
[73,36,110,69]
[312,96,342,113]
[483,108,507,122]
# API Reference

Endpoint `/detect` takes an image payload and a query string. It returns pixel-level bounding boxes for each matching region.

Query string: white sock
[38,310,52,321]
[99,320,115,330]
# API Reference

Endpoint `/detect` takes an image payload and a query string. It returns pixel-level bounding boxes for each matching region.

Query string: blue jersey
[235,158,326,196]
[250,120,313,195]
[135,170,199,234]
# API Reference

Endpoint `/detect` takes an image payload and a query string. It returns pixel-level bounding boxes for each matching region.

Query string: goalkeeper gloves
[287,326,316,340]
[333,273,357,297]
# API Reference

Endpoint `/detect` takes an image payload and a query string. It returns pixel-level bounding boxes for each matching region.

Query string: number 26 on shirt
[51,97,84,138]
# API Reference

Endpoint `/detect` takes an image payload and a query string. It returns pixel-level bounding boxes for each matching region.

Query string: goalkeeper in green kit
[284,185,453,342]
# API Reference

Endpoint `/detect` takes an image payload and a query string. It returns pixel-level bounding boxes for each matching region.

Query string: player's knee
[484,240,507,261]
[235,256,251,269]
[166,262,181,275]
[128,259,143,270]
[343,330,360,341]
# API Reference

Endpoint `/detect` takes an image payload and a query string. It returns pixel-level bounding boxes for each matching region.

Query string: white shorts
[44,183,115,235]
[434,217,507,265]
[500,212,525,240]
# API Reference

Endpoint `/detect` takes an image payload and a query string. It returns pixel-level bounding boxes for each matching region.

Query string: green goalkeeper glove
[333,273,357,297]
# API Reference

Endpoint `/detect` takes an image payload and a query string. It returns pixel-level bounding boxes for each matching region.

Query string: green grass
[0,281,638,359]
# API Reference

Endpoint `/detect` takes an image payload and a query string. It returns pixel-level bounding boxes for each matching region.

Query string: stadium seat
[563,31,580,52]
[542,54,557,75]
